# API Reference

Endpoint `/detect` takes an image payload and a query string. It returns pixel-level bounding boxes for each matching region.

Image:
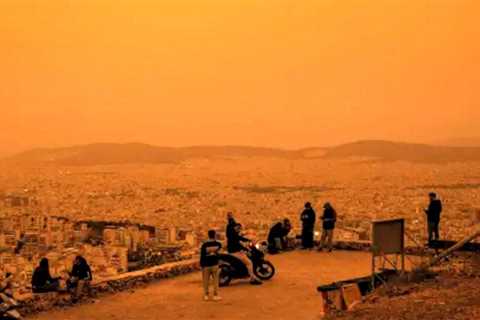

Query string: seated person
[267,219,292,254]
[31,258,59,293]
[68,256,92,301]
[227,223,262,285]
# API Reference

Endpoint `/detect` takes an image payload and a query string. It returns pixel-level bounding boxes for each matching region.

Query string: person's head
[324,202,332,209]
[39,258,49,270]
[74,255,85,265]
[429,192,437,200]
[227,212,234,221]
[305,202,312,209]
[208,230,216,240]
[283,219,291,230]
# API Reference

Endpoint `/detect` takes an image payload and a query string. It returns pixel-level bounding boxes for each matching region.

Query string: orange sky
[1,0,479,154]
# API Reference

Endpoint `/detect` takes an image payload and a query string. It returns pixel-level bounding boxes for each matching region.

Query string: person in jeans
[318,202,337,252]
[425,192,442,243]
[200,230,222,301]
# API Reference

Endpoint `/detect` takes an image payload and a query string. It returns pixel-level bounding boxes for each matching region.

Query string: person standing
[300,202,316,249]
[318,202,337,252]
[200,230,222,301]
[425,192,443,243]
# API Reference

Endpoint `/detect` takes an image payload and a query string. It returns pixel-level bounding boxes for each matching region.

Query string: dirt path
[28,251,372,320]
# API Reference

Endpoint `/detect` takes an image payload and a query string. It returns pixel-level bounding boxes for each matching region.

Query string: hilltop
[323,140,480,163]
[4,140,480,166]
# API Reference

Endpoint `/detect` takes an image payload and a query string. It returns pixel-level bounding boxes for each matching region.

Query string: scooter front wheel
[254,261,275,280]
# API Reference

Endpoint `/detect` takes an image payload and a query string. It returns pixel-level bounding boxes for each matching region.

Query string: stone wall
[17,259,201,316]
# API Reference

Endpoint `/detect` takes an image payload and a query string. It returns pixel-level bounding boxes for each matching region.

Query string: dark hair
[208,230,216,239]
[429,192,437,198]
[39,258,49,270]
[305,202,312,208]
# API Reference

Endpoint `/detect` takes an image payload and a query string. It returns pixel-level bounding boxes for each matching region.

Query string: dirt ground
[325,254,480,320]
[325,273,480,320]
[28,250,372,320]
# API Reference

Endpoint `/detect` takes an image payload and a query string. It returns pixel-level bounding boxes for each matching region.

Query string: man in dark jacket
[68,256,92,301]
[227,223,262,285]
[425,192,442,242]
[200,230,222,301]
[226,212,237,250]
[300,202,316,249]
[318,202,337,252]
[267,219,292,254]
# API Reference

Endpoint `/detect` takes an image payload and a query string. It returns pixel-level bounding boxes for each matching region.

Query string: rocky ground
[326,253,480,320]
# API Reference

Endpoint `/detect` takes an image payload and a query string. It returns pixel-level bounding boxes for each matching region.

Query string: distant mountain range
[4,140,480,165]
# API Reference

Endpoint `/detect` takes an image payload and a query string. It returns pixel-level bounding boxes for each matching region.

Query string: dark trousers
[428,221,440,242]
[302,228,314,248]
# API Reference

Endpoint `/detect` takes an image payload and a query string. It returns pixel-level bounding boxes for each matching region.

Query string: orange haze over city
[1,0,479,155]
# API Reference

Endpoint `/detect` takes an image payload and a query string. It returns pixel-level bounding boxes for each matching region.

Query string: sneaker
[250,279,263,285]
[203,295,209,301]
[212,295,222,301]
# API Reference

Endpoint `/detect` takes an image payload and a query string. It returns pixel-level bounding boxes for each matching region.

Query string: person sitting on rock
[267,219,292,254]
[31,258,60,293]
[68,255,93,301]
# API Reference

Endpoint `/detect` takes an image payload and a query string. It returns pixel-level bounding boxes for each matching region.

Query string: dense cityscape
[1,156,479,297]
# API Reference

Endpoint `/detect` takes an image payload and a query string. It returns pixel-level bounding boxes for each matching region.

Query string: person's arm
[238,234,250,243]
[199,243,206,264]
[87,265,93,281]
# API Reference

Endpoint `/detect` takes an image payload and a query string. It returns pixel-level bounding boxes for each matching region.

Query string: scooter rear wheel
[219,264,233,287]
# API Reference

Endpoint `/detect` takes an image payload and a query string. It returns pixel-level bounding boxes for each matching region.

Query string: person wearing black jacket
[31,258,59,293]
[300,202,316,249]
[68,256,92,301]
[267,219,292,254]
[227,223,262,285]
[226,212,237,250]
[200,230,222,301]
[318,202,337,252]
[425,192,443,242]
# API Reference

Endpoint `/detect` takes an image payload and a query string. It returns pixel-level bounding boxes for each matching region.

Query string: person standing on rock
[425,192,443,243]
[200,230,222,301]
[318,202,337,252]
[300,202,316,249]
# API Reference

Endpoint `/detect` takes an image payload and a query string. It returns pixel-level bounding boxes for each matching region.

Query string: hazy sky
[1,0,479,154]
